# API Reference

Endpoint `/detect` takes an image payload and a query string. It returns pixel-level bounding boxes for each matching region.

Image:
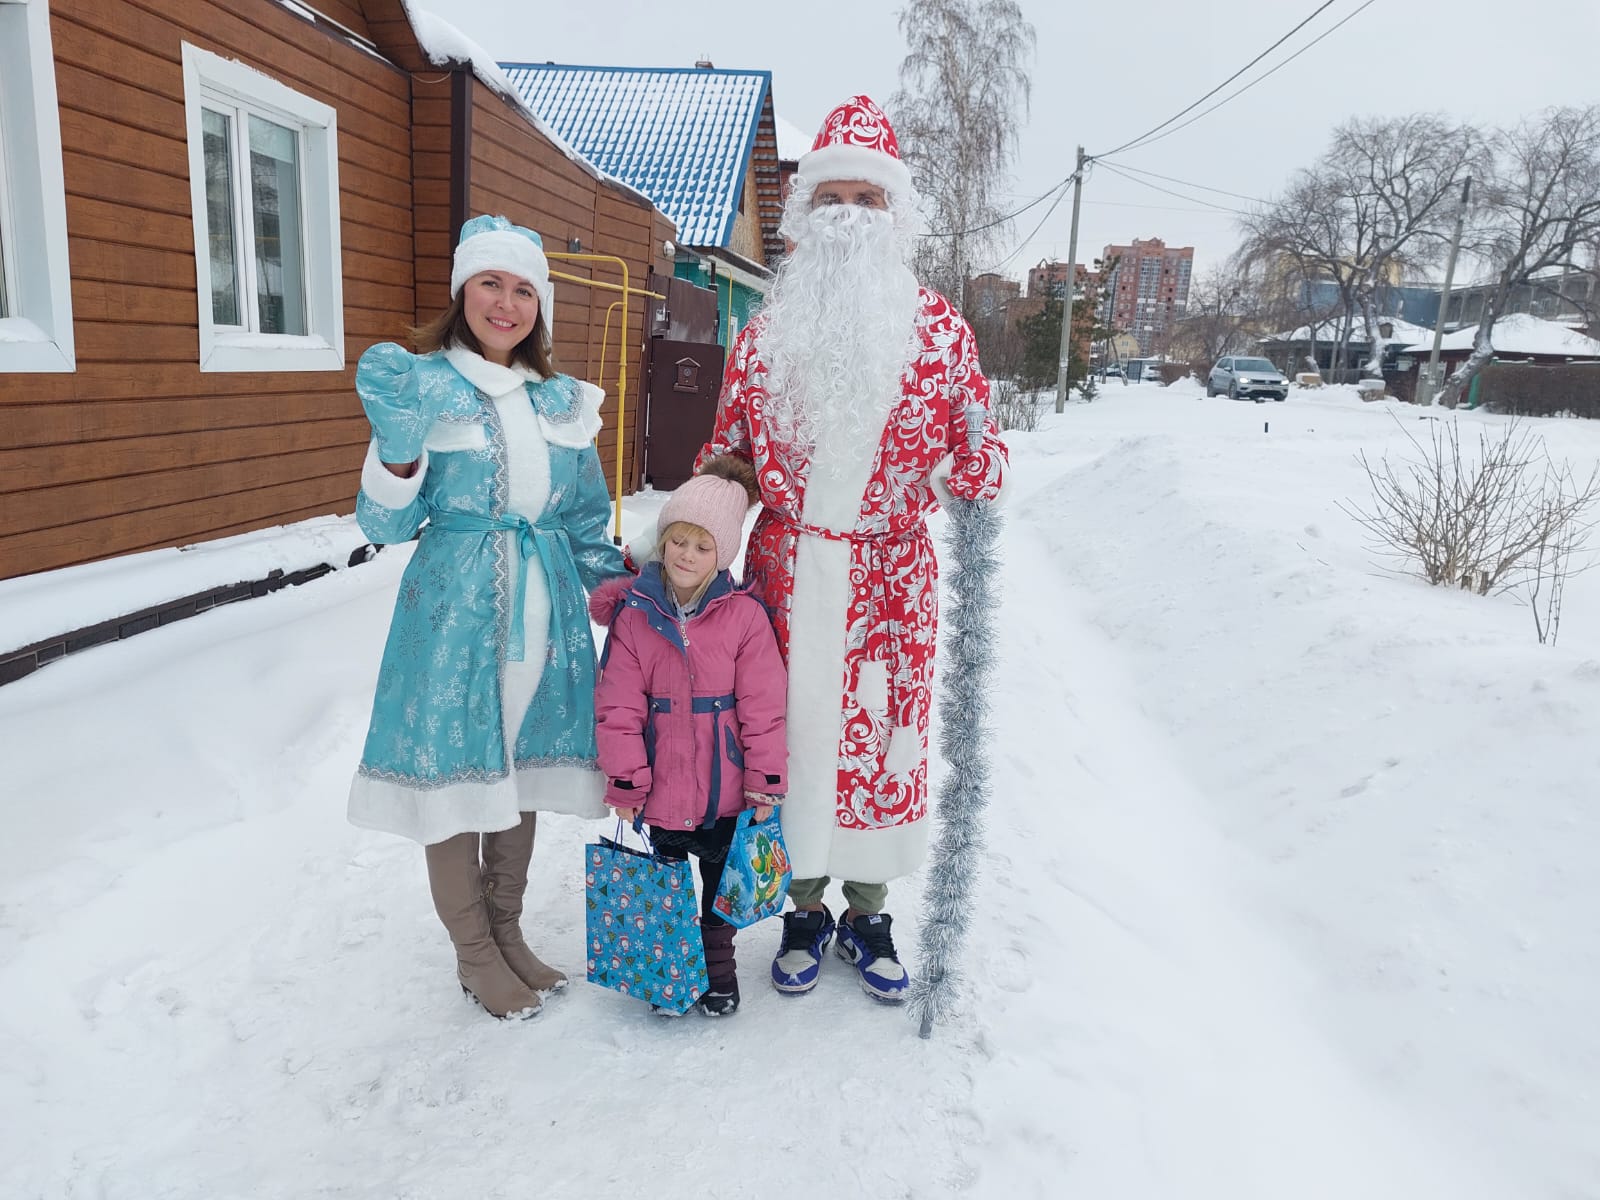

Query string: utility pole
[1054,146,1087,413]
[1421,175,1471,407]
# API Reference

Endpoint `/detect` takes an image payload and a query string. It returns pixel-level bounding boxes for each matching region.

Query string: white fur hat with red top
[797,94,913,197]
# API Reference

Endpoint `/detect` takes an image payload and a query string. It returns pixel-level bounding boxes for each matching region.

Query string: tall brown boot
[424,832,541,1019]
[481,812,569,994]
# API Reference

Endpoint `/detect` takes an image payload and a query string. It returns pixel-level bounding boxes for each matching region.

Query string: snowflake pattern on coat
[697,288,1007,841]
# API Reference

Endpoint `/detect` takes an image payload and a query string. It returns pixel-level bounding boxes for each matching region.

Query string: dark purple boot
[697,917,740,1016]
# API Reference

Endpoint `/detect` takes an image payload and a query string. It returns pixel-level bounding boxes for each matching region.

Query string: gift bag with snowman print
[584,826,708,1013]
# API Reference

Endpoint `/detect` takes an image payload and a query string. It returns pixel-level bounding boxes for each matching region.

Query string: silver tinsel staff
[910,404,1002,1040]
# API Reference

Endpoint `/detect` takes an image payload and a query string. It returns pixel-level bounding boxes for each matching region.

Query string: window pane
[202,108,241,327]
[0,216,9,318]
[248,114,306,336]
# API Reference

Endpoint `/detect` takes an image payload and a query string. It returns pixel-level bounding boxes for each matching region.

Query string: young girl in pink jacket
[590,456,787,1016]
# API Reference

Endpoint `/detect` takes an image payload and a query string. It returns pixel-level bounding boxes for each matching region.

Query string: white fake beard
[756,204,921,477]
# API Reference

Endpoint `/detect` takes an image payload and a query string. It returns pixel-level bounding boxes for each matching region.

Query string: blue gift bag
[585,824,709,1013]
[711,809,792,929]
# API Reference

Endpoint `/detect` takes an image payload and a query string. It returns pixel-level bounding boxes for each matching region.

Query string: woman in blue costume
[349,215,630,1019]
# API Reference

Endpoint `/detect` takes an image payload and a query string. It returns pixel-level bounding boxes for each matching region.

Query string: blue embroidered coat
[348,343,627,844]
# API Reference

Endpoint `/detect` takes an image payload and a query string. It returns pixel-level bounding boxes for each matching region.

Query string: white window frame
[180,43,344,373]
[0,0,76,373]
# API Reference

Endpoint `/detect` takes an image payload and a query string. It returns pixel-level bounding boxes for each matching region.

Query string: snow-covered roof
[1266,317,1435,345]
[497,63,772,249]
[398,3,652,208]
[1400,312,1600,358]
[775,114,812,162]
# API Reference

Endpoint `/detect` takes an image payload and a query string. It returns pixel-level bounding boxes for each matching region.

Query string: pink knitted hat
[655,456,760,571]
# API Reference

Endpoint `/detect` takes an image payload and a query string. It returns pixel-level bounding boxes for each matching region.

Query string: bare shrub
[1341,418,1600,605]
[991,376,1042,431]
[1525,521,1587,644]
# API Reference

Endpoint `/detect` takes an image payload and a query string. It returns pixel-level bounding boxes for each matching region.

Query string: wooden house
[0,0,676,583]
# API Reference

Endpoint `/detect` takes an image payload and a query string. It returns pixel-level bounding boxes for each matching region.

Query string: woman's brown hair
[410,289,557,376]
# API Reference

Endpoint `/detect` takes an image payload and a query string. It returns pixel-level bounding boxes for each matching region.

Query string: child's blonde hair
[657,520,719,607]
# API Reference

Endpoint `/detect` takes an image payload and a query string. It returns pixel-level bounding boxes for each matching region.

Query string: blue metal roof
[498,63,772,250]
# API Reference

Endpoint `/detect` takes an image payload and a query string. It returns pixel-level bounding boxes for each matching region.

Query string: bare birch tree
[891,0,1035,305]
[1439,105,1600,407]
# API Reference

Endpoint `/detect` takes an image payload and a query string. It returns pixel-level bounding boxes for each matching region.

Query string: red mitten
[588,574,634,625]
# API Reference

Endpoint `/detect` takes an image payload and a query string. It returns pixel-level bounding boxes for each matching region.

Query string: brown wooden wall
[0,0,677,584]
[0,0,412,581]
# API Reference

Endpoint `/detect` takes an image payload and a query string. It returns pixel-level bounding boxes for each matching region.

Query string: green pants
[788,875,889,915]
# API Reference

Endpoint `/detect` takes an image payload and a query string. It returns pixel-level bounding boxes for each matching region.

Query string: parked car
[1207,356,1288,401]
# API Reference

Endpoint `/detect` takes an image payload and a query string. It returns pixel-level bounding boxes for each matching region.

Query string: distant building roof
[775,114,812,162]
[1400,312,1600,358]
[498,62,774,251]
[1265,316,1435,345]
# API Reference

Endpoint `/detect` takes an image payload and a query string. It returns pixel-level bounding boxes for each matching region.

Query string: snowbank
[0,514,369,655]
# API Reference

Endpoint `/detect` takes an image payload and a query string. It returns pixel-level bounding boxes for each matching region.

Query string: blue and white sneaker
[771,906,835,994]
[834,912,909,1002]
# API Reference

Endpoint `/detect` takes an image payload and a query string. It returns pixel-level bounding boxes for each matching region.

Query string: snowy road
[3,383,1596,1198]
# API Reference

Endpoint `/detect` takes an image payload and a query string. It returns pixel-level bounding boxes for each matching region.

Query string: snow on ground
[2,380,1597,1198]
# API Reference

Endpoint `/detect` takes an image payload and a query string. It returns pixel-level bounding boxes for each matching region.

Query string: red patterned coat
[696,288,1008,883]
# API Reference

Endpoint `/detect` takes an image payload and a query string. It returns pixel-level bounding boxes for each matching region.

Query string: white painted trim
[180,42,345,373]
[0,0,76,373]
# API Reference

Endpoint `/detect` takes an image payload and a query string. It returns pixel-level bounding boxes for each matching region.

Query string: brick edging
[0,544,382,688]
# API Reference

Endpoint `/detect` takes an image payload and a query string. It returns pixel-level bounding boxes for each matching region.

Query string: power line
[980,166,1086,273]
[1093,0,1340,158]
[1085,199,1253,214]
[928,168,1088,241]
[1094,161,1251,216]
[1092,161,1269,206]
[1112,0,1380,155]
[971,1,1380,275]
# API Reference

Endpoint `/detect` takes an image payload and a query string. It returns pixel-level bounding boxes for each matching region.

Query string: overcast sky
[409,0,1600,282]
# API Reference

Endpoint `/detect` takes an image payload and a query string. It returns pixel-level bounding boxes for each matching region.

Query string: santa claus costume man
[696,95,1009,1002]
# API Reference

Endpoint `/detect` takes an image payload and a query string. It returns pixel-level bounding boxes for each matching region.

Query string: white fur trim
[824,818,929,886]
[540,380,605,448]
[349,772,520,844]
[883,724,922,776]
[779,531,852,879]
[444,345,533,398]
[360,440,428,509]
[495,385,553,723]
[348,766,605,845]
[797,143,912,197]
[423,422,488,453]
[514,764,607,818]
[855,660,889,712]
[450,229,554,322]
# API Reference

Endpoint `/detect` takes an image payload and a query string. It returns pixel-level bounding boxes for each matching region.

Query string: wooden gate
[642,274,725,490]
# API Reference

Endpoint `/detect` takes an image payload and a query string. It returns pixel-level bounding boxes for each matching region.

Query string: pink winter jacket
[594,565,788,831]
